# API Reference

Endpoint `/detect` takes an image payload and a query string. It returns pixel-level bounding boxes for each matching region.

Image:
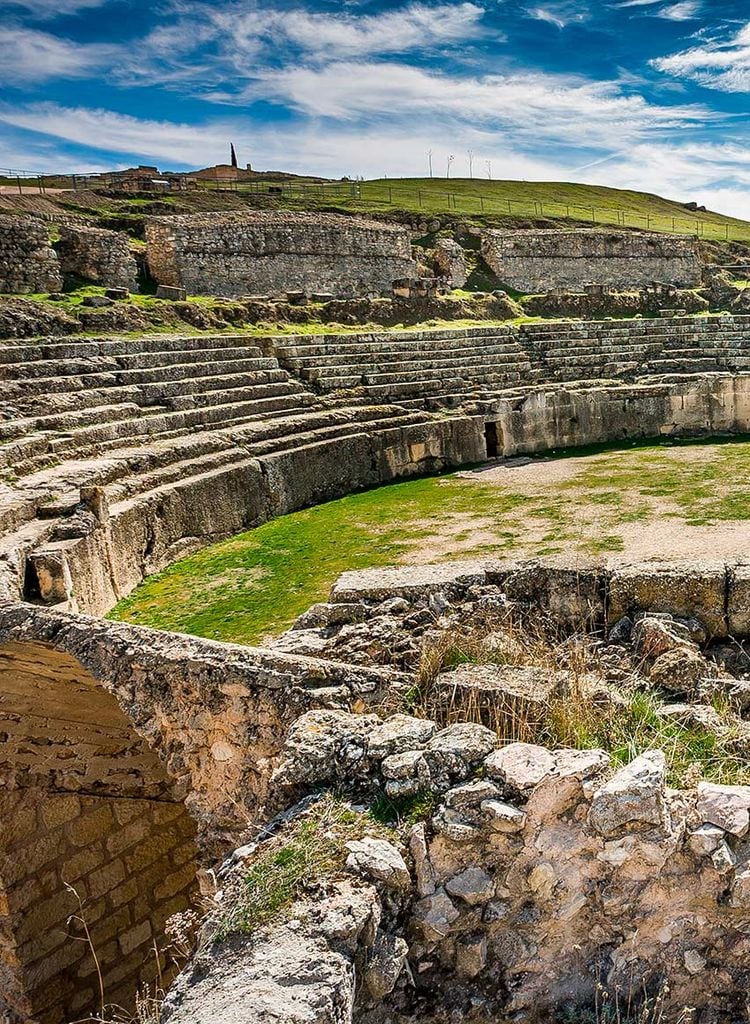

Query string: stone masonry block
[607,561,727,638]
[728,564,750,638]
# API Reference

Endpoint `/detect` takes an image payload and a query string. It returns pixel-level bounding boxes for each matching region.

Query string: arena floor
[111,437,750,645]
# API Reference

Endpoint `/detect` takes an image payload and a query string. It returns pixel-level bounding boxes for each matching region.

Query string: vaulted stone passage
[0,641,200,1024]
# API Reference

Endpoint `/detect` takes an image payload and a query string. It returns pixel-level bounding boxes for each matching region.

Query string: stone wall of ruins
[58,225,138,290]
[8,372,750,628]
[481,229,702,291]
[0,604,400,1021]
[145,211,417,298]
[0,216,62,294]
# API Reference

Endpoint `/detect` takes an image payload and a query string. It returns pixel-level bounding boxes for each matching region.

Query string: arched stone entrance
[0,640,199,1024]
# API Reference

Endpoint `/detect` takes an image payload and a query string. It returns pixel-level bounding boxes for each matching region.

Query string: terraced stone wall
[145,211,417,298]
[481,229,701,292]
[0,216,61,294]
[16,415,482,618]
[58,225,138,290]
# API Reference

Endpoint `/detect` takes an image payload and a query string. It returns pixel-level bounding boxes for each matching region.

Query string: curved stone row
[3,316,750,616]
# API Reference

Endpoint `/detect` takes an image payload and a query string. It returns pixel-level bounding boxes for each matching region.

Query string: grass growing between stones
[413,618,750,788]
[215,795,395,940]
[111,437,750,646]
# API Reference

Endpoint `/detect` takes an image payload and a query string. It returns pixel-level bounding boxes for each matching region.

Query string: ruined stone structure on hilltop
[145,211,418,298]
[481,228,702,292]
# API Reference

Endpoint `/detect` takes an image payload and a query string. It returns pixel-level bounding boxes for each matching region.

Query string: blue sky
[2,0,750,215]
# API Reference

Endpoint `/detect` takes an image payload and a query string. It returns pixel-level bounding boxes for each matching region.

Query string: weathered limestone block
[146,211,417,298]
[588,751,669,836]
[481,229,701,292]
[0,215,62,293]
[58,225,138,290]
[331,559,489,603]
[423,723,498,784]
[484,742,557,796]
[363,932,409,999]
[435,663,569,732]
[728,564,750,636]
[345,838,411,890]
[696,781,750,837]
[607,562,727,638]
[367,713,436,760]
[163,880,379,1024]
[489,560,605,629]
[272,709,380,786]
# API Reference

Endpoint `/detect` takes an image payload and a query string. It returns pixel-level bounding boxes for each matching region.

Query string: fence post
[591,207,596,223]
[507,199,512,214]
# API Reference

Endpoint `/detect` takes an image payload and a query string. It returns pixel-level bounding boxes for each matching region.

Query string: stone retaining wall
[145,212,417,298]
[0,603,402,1022]
[58,225,138,290]
[332,556,750,640]
[0,216,61,294]
[481,229,701,291]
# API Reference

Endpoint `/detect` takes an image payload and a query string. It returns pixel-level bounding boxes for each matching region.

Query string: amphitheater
[5,209,750,1023]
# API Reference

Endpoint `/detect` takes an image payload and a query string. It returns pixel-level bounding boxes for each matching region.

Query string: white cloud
[0,105,234,166]
[160,1,487,71]
[653,21,750,91]
[657,2,700,20]
[226,61,714,151]
[525,4,588,29]
[0,27,118,84]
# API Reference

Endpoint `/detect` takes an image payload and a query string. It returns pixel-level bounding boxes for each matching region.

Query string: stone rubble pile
[278,713,750,1022]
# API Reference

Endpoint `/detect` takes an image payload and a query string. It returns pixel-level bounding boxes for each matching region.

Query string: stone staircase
[0,334,443,573]
[268,317,750,408]
[269,327,539,405]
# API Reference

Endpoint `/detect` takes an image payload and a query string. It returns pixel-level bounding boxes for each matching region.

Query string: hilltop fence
[1,166,747,244]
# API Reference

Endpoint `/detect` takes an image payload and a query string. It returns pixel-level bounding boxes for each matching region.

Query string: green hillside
[250,176,750,243]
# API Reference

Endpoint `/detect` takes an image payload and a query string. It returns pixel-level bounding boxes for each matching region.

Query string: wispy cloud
[653,21,750,91]
[0,27,119,84]
[165,1,487,68]
[223,61,715,151]
[657,2,701,21]
[525,2,591,29]
[616,0,701,16]
[3,0,109,17]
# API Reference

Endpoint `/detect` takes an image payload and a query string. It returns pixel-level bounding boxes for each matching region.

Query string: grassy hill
[243,176,750,244]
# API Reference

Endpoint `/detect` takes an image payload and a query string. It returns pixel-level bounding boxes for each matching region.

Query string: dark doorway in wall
[484,422,500,459]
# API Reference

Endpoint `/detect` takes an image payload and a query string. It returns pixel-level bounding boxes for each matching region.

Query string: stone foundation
[145,212,417,298]
[0,216,61,295]
[481,229,701,291]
